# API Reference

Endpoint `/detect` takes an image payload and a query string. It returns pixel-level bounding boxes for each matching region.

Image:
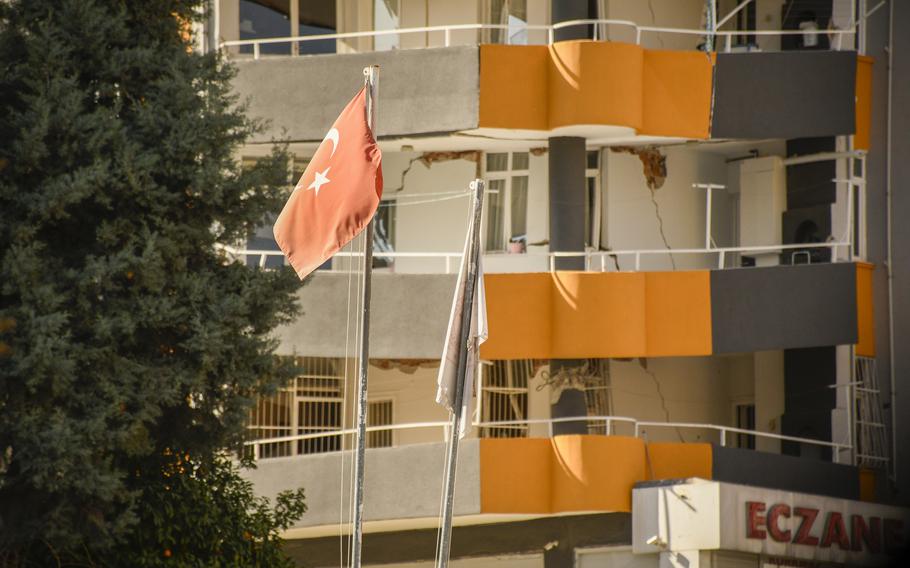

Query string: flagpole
[351,64,379,568]
[436,178,485,568]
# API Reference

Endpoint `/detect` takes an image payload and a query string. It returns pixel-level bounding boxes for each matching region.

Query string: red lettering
[884,519,905,554]
[821,512,851,550]
[747,501,767,539]
[793,507,820,546]
[852,516,881,553]
[768,504,792,542]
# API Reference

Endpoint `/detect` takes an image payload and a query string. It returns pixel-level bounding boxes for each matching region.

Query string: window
[373,199,396,268]
[484,152,530,252]
[486,0,528,45]
[239,0,336,56]
[248,357,344,458]
[367,399,394,448]
[734,403,756,450]
[480,360,533,438]
[374,0,400,52]
[585,150,601,250]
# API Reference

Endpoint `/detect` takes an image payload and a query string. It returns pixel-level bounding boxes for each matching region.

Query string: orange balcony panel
[855,56,873,151]
[645,271,713,357]
[551,271,647,358]
[479,44,549,131]
[856,262,876,357]
[480,271,712,360]
[482,272,553,359]
[642,50,713,139]
[550,435,646,513]
[646,442,713,481]
[478,42,713,139]
[480,438,551,514]
[547,41,644,132]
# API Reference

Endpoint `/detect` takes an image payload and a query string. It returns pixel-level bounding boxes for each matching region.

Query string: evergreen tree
[0,0,303,563]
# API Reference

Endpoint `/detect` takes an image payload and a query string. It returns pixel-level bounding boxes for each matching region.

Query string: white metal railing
[220,18,860,60]
[245,414,852,464]
[223,241,850,275]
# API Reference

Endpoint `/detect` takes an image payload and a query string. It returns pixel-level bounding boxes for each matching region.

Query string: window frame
[585,149,602,251]
[482,151,531,253]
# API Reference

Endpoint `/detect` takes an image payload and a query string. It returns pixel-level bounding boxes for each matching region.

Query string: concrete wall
[277,273,455,358]
[243,439,481,528]
[605,146,728,271]
[233,46,480,143]
[603,0,705,50]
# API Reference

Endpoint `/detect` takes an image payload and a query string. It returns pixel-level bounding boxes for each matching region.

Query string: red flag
[273,87,383,279]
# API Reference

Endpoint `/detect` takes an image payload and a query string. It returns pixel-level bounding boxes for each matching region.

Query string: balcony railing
[245,414,854,464]
[222,241,851,274]
[220,18,862,60]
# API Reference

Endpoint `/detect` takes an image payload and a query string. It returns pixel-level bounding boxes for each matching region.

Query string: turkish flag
[273,87,383,279]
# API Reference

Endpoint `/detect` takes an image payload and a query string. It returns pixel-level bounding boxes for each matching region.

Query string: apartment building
[205,1,910,566]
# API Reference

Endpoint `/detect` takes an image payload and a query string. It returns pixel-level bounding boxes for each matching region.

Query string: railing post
[253,43,260,60]
[549,254,555,273]
[718,250,725,269]
[445,28,451,47]
[547,420,553,438]
[548,26,554,44]
[635,252,641,271]
[605,418,612,435]
[445,255,452,274]
[720,429,727,447]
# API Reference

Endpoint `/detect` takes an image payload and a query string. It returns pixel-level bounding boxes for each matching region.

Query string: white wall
[605,147,728,271]
[603,0,706,50]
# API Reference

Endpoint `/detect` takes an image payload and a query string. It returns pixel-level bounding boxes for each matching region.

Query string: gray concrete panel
[710,263,858,354]
[712,445,859,500]
[276,272,456,359]
[888,0,910,503]
[232,47,479,143]
[243,440,480,529]
[712,51,857,140]
[284,513,631,567]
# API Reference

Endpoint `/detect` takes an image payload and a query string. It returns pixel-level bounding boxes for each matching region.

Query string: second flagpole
[351,64,379,568]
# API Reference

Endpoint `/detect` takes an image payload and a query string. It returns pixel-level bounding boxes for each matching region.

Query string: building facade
[205,1,910,566]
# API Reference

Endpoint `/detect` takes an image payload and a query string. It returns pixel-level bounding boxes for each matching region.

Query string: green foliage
[117,453,306,568]
[0,0,304,564]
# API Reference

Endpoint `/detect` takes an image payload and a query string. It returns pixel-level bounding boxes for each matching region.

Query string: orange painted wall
[479,436,712,514]
[646,442,713,481]
[547,41,644,131]
[642,50,714,139]
[855,56,874,151]
[480,271,713,360]
[856,262,876,357]
[478,42,713,139]
[479,44,549,130]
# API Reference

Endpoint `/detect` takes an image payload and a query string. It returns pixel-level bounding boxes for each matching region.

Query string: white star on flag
[307,167,331,196]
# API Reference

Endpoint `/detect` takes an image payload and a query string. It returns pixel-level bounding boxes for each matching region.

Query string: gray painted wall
[886,1,910,503]
[710,263,858,354]
[277,272,456,358]
[712,51,857,140]
[243,440,480,528]
[232,47,480,143]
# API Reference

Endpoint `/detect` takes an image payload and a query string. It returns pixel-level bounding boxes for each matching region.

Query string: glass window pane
[510,176,528,239]
[374,0,400,51]
[485,179,506,251]
[586,150,599,170]
[298,0,336,54]
[511,152,529,171]
[486,153,508,172]
[240,0,292,55]
[585,177,597,247]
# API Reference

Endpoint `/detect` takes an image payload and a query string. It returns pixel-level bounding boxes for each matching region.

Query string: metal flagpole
[436,179,485,568]
[351,64,379,568]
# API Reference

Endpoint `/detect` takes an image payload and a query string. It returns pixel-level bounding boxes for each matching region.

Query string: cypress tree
[0,1,303,563]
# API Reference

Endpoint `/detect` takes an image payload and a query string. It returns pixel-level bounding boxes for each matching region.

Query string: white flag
[436,229,488,438]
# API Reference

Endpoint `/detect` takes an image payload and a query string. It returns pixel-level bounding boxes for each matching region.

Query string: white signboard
[633,479,910,566]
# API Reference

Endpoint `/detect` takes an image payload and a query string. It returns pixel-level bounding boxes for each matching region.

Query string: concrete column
[548,137,587,271]
[551,0,595,42]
